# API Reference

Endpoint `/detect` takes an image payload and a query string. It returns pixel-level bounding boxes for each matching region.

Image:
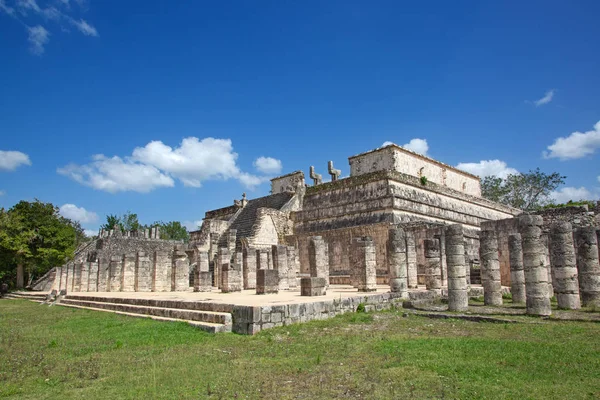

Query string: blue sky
[1,0,599,235]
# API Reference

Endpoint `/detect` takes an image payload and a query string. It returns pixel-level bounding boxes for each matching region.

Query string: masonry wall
[348,145,482,196]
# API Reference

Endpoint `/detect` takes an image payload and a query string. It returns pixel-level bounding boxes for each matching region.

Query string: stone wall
[348,144,482,196]
[270,171,305,194]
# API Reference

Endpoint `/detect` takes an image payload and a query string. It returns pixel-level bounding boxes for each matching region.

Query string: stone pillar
[227,229,237,252]
[519,215,552,316]
[479,230,503,306]
[194,252,211,292]
[88,261,98,292]
[52,267,62,292]
[172,246,189,292]
[353,236,377,292]
[575,227,600,307]
[286,246,298,288]
[72,263,82,292]
[152,251,170,292]
[79,262,89,292]
[508,234,526,303]
[122,253,136,292]
[108,256,122,292]
[272,245,289,290]
[217,247,230,289]
[446,224,469,312]
[61,264,67,292]
[438,231,447,287]
[97,258,109,292]
[388,228,408,295]
[135,252,152,292]
[256,269,279,294]
[549,222,581,309]
[541,234,554,298]
[257,249,270,271]
[308,236,329,284]
[222,250,242,293]
[424,239,441,291]
[243,247,257,289]
[406,232,418,288]
[67,262,76,293]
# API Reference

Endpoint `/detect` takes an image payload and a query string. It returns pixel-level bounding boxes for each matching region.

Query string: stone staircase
[57,295,233,333]
[2,291,48,302]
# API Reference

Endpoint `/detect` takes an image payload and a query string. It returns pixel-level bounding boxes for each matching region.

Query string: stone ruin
[33,144,600,323]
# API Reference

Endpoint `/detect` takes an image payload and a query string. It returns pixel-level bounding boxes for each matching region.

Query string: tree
[102,214,121,231]
[482,168,566,211]
[0,200,79,288]
[154,221,189,242]
[101,212,144,232]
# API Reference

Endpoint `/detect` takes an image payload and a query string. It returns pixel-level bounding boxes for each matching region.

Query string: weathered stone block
[300,277,327,296]
[256,269,279,294]
[135,252,152,292]
[243,247,257,289]
[152,251,170,292]
[122,253,136,292]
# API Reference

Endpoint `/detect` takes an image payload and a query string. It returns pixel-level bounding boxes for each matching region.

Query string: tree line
[100,211,191,242]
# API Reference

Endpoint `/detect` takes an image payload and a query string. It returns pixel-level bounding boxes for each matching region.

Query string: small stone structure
[256,269,279,294]
[351,236,377,292]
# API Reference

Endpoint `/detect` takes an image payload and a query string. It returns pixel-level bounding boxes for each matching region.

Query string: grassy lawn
[1,300,599,399]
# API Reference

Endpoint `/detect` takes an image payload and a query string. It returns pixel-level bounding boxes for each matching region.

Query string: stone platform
[5,285,489,334]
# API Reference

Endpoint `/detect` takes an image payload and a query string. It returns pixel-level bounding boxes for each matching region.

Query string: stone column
[424,239,441,291]
[256,249,270,271]
[308,236,329,284]
[217,247,230,290]
[73,263,82,292]
[388,228,408,296]
[406,232,418,288]
[172,246,190,292]
[109,256,123,292]
[152,251,170,292]
[59,265,67,291]
[52,267,62,292]
[541,234,554,298]
[438,231,447,287]
[122,253,136,292]
[518,215,552,316]
[67,262,76,293]
[272,245,289,290]
[479,230,503,306]
[135,252,152,292]
[194,252,211,292]
[575,227,600,307]
[549,222,581,309]
[227,229,237,252]
[221,250,242,293]
[352,236,377,292]
[446,224,469,312]
[97,258,109,292]
[88,261,98,292]
[79,262,89,292]
[286,246,298,288]
[508,234,526,303]
[243,247,257,289]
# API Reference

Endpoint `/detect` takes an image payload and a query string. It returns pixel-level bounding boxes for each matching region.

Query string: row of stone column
[52,247,189,294]
[483,215,600,316]
[200,245,300,295]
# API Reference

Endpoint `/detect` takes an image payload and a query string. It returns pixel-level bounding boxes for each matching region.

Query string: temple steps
[58,297,233,333]
[2,291,47,302]
[57,303,231,333]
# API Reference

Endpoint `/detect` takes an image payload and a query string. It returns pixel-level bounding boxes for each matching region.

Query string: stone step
[64,295,234,313]
[59,298,232,325]
[57,303,231,333]
[3,292,48,301]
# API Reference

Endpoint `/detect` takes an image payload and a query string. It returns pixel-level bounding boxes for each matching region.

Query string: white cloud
[543,121,600,160]
[253,156,282,175]
[403,138,429,155]
[0,0,15,15]
[182,220,203,232]
[0,150,32,171]
[70,18,97,36]
[533,89,555,107]
[381,138,429,156]
[455,159,518,179]
[27,25,49,55]
[83,229,97,237]
[0,190,5,196]
[550,186,598,204]
[60,137,269,192]
[58,154,175,193]
[59,203,99,224]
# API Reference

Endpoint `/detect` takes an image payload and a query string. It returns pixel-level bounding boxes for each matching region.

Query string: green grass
[1,300,599,399]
